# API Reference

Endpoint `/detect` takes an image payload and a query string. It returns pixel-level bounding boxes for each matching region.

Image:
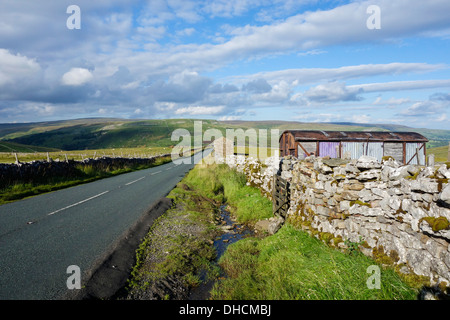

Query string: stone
[255,217,285,235]
[436,164,450,179]
[340,200,351,211]
[357,169,381,181]
[371,188,389,199]
[268,216,285,235]
[341,190,359,201]
[343,182,365,191]
[356,155,382,170]
[345,163,360,174]
[440,184,450,206]
[315,206,330,216]
[410,179,439,194]
[389,166,413,181]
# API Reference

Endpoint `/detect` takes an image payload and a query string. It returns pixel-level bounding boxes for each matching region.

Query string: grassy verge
[124,162,272,299]
[182,163,273,224]
[125,161,417,300]
[210,224,417,300]
[0,155,172,205]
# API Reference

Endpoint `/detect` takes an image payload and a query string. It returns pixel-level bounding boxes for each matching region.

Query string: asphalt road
[0,150,210,300]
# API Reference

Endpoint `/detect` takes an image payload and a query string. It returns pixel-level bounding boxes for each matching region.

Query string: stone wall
[0,154,171,188]
[226,154,450,287]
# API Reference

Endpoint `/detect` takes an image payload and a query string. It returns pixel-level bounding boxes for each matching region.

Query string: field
[1,118,449,152]
[427,145,450,162]
[0,146,171,163]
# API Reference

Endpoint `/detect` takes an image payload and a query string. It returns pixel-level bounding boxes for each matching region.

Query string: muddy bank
[119,181,258,301]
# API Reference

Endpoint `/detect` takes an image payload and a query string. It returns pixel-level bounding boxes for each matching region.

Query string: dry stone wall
[226,154,450,287]
[0,154,171,188]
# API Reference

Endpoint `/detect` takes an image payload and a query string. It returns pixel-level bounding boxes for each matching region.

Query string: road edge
[63,197,173,300]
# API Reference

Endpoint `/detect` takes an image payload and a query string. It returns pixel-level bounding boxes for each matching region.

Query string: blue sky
[0,0,449,129]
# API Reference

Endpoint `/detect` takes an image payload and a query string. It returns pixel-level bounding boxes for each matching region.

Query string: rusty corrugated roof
[280,130,428,142]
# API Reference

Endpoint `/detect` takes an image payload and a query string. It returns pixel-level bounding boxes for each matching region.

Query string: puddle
[188,204,254,300]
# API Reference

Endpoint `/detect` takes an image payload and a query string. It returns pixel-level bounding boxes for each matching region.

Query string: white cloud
[232,63,445,86]
[175,105,225,115]
[349,79,450,93]
[61,68,94,86]
[304,81,363,103]
[373,97,411,105]
[0,49,40,86]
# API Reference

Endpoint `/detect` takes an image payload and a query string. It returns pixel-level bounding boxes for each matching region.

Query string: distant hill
[0,118,449,151]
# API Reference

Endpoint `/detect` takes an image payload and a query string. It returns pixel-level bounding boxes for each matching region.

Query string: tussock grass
[183,163,272,224]
[211,224,417,300]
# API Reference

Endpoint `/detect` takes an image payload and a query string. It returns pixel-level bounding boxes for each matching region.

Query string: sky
[0,0,449,129]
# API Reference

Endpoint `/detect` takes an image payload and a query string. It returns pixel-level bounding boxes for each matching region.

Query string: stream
[188,204,254,300]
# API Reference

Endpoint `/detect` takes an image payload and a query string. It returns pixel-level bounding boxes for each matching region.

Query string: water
[188,204,254,300]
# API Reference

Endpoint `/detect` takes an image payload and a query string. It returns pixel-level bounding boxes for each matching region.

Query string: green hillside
[0,140,58,153]
[0,118,449,151]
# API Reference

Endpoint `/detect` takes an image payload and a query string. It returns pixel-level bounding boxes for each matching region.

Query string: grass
[124,158,418,300]
[0,146,171,163]
[210,224,417,300]
[182,162,273,224]
[427,145,449,162]
[125,160,275,298]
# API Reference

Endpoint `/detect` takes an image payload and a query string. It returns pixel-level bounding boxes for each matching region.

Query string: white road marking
[150,170,162,176]
[47,191,110,216]
[125,176,145,186]
[165,167,172,171]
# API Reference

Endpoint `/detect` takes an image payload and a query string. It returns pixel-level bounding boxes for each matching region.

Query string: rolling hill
[0,118,449,151]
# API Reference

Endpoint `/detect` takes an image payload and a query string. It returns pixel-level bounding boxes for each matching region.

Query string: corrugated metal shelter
[279,130,428,165]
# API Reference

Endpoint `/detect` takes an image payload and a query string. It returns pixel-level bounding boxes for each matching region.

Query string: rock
[356,155,382,170]
[255,216,285,235]
[341,190,359,201]
[389,166,413,181]
[357,169,381,181]
[343,182,365,191]
[411,179,439,194]
[255,219,271,232]
[436,164,450,179]
[268,216,285,234]
[440,184,450,206]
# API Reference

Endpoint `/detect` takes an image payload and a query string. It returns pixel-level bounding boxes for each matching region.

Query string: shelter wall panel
[319,142,340,158]
[406,143,425,165]
[297,142,317,159]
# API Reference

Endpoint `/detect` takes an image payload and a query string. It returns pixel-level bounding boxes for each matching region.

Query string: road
[0,150,210,300]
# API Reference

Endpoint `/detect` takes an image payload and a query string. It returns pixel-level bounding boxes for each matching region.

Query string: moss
[436,178,448,193]
[395,203,406,215]
[372,245,396,265]
[405,171,420,180]
[319,232,334,245]
[421,216,450,232]
[389,250,400,263]
[332,236,343,247]
[446,162,450,170]
[350,200,371,207]
[394,264,431,289]
[382,156,395,162]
